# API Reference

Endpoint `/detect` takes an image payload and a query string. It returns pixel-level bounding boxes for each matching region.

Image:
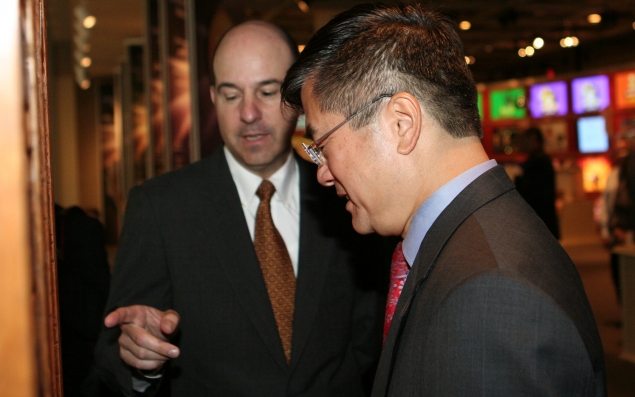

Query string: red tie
[383,241,410,342]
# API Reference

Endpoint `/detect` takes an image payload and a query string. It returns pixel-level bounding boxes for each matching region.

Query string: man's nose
[240,96,262,124]
[317,161,335,187]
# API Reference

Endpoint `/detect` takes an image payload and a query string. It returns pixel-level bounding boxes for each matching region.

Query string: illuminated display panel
[571,75,610,114]
[529,81,568,118]
[614,70,635,110]
[577,115,609,153]
[489,88,527,120]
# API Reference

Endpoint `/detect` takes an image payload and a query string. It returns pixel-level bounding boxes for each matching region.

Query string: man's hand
[104,305,181,371]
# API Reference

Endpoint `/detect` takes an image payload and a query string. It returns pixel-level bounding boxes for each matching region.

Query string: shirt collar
[224,146,298,211]
[402,159,497,266]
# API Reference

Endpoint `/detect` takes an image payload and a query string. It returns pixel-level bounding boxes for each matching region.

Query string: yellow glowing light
[560,38,567,47]
[564,37,574,47]
[525,46,535,56]
[459,21,471,30]
[571,36,579,46]
[468,56,475,64]
[80,79,91,89]
[80,56,92,67]
[465,56,470,64]
[588,14,602,24]
[298,45,305,53]
[518,48,526,57]
[533,37,544,49]
[83,15,96,29]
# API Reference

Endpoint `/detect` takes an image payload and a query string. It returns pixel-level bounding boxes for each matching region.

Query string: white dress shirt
[224,146,301,276]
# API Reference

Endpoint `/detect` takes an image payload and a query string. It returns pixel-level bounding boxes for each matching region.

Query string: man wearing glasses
[94,21,388,397]
[282,4,606,397]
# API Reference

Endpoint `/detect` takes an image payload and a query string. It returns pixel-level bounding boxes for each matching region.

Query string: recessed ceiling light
[296,0,309,13]
[588,14,601,24]
[83,15,96,29]
[80,57,92,67]
[459,21,471,30]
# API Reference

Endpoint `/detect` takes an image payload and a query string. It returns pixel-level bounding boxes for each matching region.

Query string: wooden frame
[0,0,62,396]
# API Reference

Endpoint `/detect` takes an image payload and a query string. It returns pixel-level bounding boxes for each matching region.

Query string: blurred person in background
[515,126,560,239]
[600,133,635,303]
[55,204,111,397]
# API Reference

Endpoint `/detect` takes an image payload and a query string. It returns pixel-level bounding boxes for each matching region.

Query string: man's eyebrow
[258,79,283,87]
[216,80,282,91]
[216,82,238,91]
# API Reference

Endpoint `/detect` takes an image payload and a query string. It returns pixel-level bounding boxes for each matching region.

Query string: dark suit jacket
[95,148,387,397]
[372,166,606,397]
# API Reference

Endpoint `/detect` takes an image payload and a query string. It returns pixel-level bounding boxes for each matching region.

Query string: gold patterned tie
[254,180,295,363]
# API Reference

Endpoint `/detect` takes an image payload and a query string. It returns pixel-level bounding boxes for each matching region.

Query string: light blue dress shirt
[402,160,498,267]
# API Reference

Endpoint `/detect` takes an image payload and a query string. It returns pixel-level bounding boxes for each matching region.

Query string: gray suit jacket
[372,165,606,397]
[95,148,388,397]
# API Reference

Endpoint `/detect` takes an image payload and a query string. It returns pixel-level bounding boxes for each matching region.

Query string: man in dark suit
[281,4,606,396]
[94,21,385,396]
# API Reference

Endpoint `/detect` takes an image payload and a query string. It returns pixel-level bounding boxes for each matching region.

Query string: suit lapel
[196,148,290,372]
[289,157,333,368]
[373,166,515,396]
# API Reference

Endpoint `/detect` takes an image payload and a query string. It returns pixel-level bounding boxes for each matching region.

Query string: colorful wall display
[614,70,635,110]
[489,88,527,120]
[528,81,568,118]
[538,120,568,153]
[571,75,610,114]
[577,115,609,153]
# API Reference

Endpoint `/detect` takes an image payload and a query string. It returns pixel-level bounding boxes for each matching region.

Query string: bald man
[94,21,386,397]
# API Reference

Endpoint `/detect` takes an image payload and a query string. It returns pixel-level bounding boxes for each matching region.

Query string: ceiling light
[80,56,92,67]
[459,21,471,30]
[465,56,470,64]
[588,14,601,24]
[80,79,91,90]
[533,37,544,49]
[525,46,535,56]
[518,48,526,57]
[465,56,476,65]
[83,15,96,29]
[571,36,579,46]
[295,0,309,13]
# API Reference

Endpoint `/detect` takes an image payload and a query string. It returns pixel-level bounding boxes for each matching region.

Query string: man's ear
[210,86,216,104]
[385,92,421,155]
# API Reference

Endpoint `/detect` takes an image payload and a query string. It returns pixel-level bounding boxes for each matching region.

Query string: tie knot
[257,180,276,202]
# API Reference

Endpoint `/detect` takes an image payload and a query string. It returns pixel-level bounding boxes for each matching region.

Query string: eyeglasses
[302,93,393,166]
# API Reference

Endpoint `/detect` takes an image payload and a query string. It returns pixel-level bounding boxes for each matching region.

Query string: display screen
[577,116,609,153]
[529,81,568,118]
[538,120,568,153]
[571,75,610,114]
[614,70,635,110]
[489,88,527,120]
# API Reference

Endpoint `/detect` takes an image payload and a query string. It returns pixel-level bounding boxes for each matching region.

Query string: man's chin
[351,216,375,235]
